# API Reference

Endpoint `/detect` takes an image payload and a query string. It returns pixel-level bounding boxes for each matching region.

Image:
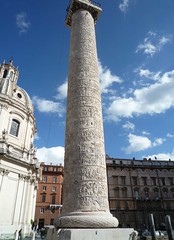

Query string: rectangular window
[113,176,118,185]
[53,177,57,183]
[151,177,157,186]
[142,177,147,186]
[43,186,46,191]
[168,177,174,185]
[122,188,127,198]
[44,166,49,171]
[160,178,165,186]
[51,195,56,204]
[52,186,56,192]
[50,219,54,225]
[10,119,20,137]
[120,176,126,186]
[40,208,44,214]
[132,177,138,185]
[41,194,46,203]
[114,188,119,198]
[53,167,57,172]
[43,176,47,183]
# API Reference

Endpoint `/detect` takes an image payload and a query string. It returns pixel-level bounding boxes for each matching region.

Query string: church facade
[0,60,40,239]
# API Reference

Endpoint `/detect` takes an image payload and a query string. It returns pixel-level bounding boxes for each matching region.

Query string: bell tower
[0,60,19,95]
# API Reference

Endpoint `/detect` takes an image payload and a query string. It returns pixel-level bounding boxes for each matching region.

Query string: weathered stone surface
[56,3,118,229]
[47,228,135,240]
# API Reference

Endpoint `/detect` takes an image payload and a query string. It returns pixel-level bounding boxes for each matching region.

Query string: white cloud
[136,42,156,57]
[32,96,65,116]
[55,80,68,99]
[167,133,174,138]
[36,146,64,165]
[106,69,174,121]
[16,12,30,34]
[124,134,165,154]
[34,133,40,141]
[124,134,152,154]
[122,121,135,131]
[99,61,122,94]
[153,138,165,147]
[136,68,161,81]
[145,153,174,161]
[142,131,150,136]
[136,32,172,57]
[119,0,129,13]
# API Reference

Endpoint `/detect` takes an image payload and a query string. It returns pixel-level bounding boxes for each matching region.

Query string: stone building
[0,60,40,239]
[34,163,63,229]
[107,157,174,230]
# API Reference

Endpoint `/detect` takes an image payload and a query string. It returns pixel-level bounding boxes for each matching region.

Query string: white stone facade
[0,61,40,239]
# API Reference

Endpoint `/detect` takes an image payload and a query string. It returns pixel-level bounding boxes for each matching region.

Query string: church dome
[13,86,34,113]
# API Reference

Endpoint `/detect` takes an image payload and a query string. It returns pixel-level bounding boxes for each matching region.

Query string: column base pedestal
[55,212,119,228]
[47,228,135,240]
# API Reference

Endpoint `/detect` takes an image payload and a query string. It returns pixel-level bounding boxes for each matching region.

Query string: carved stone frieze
[56,5,118,228]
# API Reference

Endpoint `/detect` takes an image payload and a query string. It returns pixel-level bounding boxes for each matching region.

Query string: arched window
[122,187,127,198]
[9,71,13,79]
[144,188,149,199]
[10,119,20,136]
[153,188,159,199]
[162,188,168,199]
[3,69,8,78]
[114,187,119,198]
[41,194,46,203]
[171,188,174,198]
[134,188,140,200]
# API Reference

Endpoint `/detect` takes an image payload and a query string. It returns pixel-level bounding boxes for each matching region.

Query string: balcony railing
[67,0,101,10]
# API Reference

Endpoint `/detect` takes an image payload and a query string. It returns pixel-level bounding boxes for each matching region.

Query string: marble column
[56,0,118,229]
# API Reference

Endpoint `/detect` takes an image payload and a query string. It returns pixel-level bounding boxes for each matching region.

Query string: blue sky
[1,0,174,164]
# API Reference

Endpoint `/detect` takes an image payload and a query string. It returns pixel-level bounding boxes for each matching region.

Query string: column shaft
[57,9,118,228]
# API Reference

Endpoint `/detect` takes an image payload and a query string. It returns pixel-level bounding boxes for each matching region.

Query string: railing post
[148,213,157,240]
[165,215,174,240]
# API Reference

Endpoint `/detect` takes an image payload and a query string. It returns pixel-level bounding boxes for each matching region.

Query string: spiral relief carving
[56,2,118,228]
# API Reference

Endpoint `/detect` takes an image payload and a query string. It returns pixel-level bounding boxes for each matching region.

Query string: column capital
[66,0,101,26]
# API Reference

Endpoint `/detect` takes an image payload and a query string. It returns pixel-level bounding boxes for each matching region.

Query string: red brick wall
[34,163,64,228]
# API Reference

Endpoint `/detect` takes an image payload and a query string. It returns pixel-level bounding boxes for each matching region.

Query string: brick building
[107,157,174,230]
[34,163,63,228]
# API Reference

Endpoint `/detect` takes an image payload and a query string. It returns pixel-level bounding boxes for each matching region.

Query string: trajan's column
[56,0,119,230]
